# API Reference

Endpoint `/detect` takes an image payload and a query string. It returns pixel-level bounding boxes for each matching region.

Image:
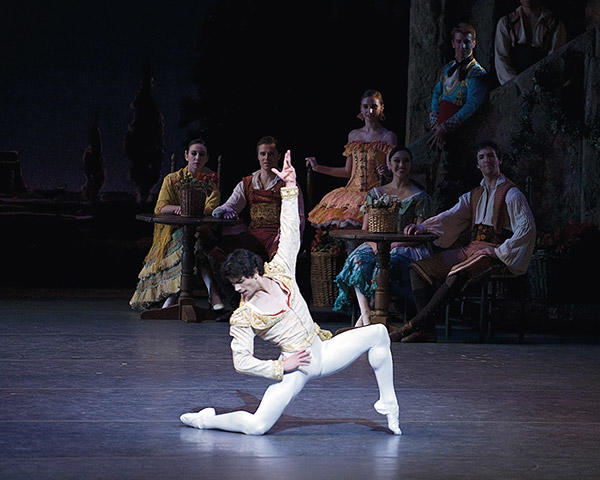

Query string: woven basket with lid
[367,203,399,233]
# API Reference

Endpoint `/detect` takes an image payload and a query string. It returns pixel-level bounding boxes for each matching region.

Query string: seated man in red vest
[212,135,305,260]
[391,140,536,342]
[211,136,305,309]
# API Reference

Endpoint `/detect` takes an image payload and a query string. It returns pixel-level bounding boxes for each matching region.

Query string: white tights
[196,323,398,435]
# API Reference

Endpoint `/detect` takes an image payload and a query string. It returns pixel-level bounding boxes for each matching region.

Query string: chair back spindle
[217,154,222,194]
[306,164,314,211]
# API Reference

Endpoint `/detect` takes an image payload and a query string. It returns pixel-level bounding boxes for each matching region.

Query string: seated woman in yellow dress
[129,138,222,311]
[305,89,397,229]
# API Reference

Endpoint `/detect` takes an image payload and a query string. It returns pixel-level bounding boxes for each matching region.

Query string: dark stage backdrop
[1,0,411,202]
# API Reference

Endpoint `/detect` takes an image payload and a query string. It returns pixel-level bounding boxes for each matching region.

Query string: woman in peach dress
[306,89,397,229]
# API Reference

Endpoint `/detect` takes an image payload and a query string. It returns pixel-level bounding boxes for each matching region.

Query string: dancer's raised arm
[270,150,300,273]
[271,149,296,187]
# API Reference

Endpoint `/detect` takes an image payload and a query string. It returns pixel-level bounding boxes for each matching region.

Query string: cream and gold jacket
[229,186,332,381]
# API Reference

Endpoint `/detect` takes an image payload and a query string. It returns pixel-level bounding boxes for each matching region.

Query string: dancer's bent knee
[365,323,390,346]
[245,371,308,435]
[243,419,272,436]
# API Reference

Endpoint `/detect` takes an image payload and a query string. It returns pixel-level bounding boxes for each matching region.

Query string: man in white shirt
[392,140,536,342]
[494,0,567,85]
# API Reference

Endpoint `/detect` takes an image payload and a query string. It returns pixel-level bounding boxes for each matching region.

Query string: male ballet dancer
[180,150,401,435]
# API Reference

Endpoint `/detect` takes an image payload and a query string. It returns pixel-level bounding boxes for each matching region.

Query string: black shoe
[389,320,416,342]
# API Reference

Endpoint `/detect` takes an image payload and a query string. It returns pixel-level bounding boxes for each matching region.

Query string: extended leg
[320,324,401,434]
[180,370,308,435]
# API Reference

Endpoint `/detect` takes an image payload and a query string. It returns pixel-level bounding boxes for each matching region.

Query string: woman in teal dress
[333,146,432,328]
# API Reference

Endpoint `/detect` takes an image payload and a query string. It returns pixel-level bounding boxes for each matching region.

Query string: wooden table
[329,230,437,327]
[135,213,237,322]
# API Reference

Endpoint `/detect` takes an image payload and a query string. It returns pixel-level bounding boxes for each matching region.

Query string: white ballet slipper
[374,400,402,435]
[179,408,216,429]
[211,302,225,311]
[162,294,178,309]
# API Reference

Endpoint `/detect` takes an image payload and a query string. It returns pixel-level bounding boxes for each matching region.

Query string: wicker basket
[310,250,343,307]
[180,187,206,217]
[367,204,399,233]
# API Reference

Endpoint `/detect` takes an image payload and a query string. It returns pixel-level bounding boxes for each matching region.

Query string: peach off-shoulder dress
[307,141,394,229]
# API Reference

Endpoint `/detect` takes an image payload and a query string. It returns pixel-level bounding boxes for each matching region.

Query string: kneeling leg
[182,370,308,435]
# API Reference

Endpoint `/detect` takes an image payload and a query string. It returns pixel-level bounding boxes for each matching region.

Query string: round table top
[329,229,437,243]
[135,213,238,226]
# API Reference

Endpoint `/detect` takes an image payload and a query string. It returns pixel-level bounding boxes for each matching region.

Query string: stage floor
[1,298,599,479]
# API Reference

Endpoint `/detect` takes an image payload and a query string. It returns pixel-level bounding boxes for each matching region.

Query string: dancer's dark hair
[221,249,265,280]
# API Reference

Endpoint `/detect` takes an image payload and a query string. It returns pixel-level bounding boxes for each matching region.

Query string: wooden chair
[0,151,27,195]
[444,265,528,342]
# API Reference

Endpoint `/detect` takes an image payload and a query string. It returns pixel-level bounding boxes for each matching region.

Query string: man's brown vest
[470,177,519,243]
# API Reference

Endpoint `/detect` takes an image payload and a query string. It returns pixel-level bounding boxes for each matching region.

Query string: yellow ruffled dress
[129,166,220,310]
[307,141,393,228]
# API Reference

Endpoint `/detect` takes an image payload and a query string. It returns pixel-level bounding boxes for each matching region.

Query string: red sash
[438,100,461,124]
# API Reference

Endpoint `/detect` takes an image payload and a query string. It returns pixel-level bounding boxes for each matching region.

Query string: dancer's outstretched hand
[283,349,311,373]
[272,150,296,187]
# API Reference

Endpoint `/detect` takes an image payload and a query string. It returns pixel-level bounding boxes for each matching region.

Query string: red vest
[242,176,283,229]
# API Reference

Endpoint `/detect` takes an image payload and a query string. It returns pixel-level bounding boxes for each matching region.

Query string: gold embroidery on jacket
[280,323,333,352]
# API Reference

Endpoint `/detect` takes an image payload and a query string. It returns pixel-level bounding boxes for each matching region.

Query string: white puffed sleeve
[270,186,300,275]
[420,193,472,248]
[229,324,284,381]
[494,188,536,275]
[212,180,247,217]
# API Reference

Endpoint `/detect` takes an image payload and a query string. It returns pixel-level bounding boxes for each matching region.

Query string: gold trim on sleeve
[316,324,333,341]
[264,261,286,276]
[229,306,252,326]
[273,360,284,381]
[280,186,299,198]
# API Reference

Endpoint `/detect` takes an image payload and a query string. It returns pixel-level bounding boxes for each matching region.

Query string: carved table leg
[180,225,194,302]
[370,240,391,326]
[179,224,198,322]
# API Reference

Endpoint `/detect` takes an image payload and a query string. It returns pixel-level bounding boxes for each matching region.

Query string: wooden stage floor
[1,298,599,479]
